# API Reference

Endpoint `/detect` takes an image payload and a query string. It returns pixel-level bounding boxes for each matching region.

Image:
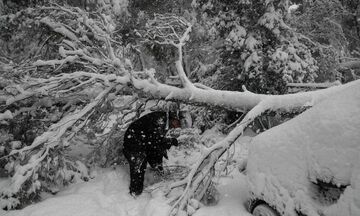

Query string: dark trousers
[123,150,147,195]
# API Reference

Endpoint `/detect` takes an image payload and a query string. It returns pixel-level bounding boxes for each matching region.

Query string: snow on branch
[167,79,360,215]
[1,85,114,207]
[33,5,125,76]
[287,81,341,89]
[5,70,356,117]
[40,17,79,42]
[140,14,194,89]
[142,13,192,47]
[33,55,79,67]
[0,110,13,121]
[2,4,359,213]
[5,82,60,106]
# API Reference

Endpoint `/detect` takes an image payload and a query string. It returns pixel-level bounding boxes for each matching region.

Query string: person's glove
[170,138,178,147]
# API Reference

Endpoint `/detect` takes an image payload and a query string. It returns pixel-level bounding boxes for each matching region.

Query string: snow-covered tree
[288,0,360,82]
[191,0,318,94]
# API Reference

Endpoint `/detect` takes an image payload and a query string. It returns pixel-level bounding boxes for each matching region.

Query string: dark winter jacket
[122,111,179,195]
[123,111,178,158]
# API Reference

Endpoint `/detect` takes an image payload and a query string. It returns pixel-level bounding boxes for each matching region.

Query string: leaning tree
[0,1,358,215]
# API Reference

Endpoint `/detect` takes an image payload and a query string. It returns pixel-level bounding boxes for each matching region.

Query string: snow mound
[246,83,360,216]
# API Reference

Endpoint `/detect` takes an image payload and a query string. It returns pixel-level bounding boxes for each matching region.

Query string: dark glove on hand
[170,138,178,147]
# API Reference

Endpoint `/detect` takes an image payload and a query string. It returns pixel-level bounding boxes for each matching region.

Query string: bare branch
[140,14,194,89]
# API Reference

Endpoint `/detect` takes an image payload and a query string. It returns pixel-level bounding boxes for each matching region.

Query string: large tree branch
[4,70,357,114]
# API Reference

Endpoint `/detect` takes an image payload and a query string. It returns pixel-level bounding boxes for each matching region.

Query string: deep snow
[0,167,251,216]
[0,127,253,216]
[247,82,360,216]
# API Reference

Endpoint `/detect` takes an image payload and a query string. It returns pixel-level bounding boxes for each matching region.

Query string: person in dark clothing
[122,111,180,196]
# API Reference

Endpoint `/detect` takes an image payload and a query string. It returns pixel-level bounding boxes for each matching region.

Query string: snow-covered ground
[0,127,253,216]
[0,167,251,216]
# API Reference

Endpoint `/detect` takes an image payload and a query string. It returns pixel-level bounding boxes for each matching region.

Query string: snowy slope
[246,83,360,216]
